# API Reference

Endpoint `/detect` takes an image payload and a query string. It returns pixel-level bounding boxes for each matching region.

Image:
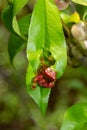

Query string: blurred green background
[0,0,87,130]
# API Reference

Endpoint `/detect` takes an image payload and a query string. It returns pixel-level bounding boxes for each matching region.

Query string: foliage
[26,0,67,114]
[1,0,87,129]
[61,103,87,130]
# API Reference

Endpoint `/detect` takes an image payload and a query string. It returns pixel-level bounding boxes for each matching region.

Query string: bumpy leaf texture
[26,0,67,114]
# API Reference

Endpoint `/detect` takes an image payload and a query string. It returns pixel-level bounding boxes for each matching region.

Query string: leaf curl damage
[31,48,57,89]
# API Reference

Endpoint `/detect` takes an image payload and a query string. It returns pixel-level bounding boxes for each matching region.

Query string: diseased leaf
[71,0,87,6]
[26,0,67,114]
[45,0,67,78]
[26,64,51,115]
[61,103,87,130]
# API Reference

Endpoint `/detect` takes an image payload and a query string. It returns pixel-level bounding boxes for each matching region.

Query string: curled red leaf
[32,67,56,89]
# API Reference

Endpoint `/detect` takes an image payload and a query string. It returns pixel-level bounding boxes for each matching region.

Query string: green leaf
[45,0,67,78]
[83,12,87,21]
[1,0,29,39]
[26,0,67,114]
[71,0,87,6]
[1,5,14,33]
[12,0,29,37]
[18,14,31,37]
[61,103,87,130]
[8,14,31,63]
[8,34,25,63]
